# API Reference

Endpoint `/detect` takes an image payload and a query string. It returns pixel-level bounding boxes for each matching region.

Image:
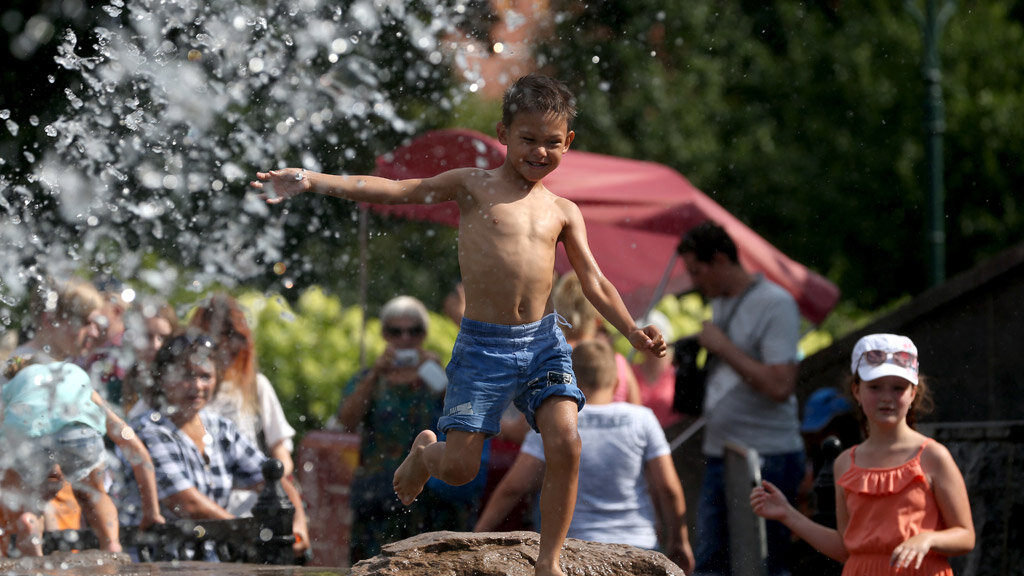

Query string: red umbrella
[372,129,839,324]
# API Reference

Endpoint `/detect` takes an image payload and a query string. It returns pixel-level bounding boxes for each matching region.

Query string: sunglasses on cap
[859,349,918,370]
[384,325,425,338]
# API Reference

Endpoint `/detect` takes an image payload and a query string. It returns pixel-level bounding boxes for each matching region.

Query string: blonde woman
[552,271,641,404]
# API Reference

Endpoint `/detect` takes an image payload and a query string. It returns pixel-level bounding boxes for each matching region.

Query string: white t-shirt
[206,373,295,454]
[521,402,669,549]
[206,373,296,516]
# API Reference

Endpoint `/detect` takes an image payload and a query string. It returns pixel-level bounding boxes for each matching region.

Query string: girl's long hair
[188,293,258,414]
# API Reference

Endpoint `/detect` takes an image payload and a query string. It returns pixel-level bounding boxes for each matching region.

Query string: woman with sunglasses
[336,295,477,562]
[750,333,974,575]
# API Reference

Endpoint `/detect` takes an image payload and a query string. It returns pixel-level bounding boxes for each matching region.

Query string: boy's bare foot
[535,560,566,576]
[393,430,436,505]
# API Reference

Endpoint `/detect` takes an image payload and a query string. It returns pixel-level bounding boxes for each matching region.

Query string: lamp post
[905,0,956,287]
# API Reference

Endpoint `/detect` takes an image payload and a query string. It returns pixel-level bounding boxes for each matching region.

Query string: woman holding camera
[336,295,465,562]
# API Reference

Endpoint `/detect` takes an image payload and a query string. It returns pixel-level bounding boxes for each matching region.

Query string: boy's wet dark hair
[677,220,739,264]
[501,74,577,128]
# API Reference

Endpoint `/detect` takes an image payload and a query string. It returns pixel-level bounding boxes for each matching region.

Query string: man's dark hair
[501,74,577,128]
[677,220,739,264]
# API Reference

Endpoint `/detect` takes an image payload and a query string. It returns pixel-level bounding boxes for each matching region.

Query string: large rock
[350,531,685,576]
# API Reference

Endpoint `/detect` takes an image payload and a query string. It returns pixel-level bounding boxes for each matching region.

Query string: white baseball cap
[850,333,919,385]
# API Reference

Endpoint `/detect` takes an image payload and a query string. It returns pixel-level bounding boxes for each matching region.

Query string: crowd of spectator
[0,276,307,561]
[0,260,851,575]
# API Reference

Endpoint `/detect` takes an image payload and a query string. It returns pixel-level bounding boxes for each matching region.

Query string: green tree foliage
[0,0,487,316]
[535,0,1024,309]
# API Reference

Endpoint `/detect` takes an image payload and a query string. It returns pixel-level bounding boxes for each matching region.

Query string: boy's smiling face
[497,111,575,183]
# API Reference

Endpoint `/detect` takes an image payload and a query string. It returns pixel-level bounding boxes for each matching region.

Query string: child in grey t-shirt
[474,340,694,572]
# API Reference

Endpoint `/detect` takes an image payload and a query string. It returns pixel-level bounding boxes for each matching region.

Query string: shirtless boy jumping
[253,74,667,576]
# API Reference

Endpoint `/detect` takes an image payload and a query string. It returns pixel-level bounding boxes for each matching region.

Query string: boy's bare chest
[464,196,562,241]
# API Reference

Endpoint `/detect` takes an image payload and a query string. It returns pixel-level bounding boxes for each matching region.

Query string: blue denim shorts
[24,424,107,486]
[438,314,586,436]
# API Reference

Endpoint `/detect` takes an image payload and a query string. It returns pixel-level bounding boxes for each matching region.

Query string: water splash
[1,0,484,317]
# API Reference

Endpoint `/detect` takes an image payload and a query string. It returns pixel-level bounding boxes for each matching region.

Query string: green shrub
[241,286,459,439]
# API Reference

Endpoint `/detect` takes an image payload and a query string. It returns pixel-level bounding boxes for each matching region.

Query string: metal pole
[358,204,369,369]
[641,251,680,323]
[906,0,956,287]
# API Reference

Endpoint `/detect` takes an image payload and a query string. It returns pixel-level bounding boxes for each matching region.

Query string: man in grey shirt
[678,221,804,576]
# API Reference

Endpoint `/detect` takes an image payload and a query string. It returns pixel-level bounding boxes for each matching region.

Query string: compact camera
[393,348,420,367]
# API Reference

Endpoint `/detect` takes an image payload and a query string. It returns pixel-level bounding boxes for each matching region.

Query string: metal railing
[40,459,298,564]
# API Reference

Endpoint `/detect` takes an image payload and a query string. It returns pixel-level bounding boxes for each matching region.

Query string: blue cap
[801,387,853,433]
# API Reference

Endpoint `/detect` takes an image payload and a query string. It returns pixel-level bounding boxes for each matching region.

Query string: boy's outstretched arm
[252,168,465,206]
[559,199,667,357]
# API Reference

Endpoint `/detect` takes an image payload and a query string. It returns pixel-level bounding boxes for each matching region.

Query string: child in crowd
[750,333,975,574]
[253,74,666,576]
[1,277,163,556]
[2,359,118,555]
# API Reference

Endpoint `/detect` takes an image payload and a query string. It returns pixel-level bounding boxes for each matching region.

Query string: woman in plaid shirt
[122,333,308,560]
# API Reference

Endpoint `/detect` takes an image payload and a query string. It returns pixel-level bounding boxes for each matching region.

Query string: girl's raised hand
[252,169,311,204]
[750,480,791,521]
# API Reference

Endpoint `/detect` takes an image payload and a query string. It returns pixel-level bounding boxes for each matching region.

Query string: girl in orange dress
[750,333,974,575]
